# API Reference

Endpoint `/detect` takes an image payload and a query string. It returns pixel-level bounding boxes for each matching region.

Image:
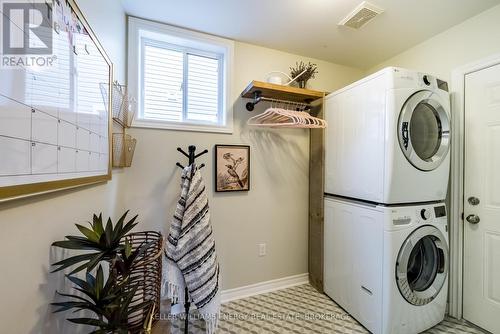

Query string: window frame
[128,16,234,133]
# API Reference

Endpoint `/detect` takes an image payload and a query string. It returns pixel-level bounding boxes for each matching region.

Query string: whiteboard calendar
[0,0,112,201]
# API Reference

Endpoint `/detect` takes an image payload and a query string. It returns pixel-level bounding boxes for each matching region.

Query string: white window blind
[25,30,70,111]
[26,31,107,117]
[141,40,222,125]
[76,34,109,116]
[143,44,184,122]
[186,54,220,123]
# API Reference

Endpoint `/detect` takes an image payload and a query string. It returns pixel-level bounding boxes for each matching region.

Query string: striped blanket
[164,164,220,333]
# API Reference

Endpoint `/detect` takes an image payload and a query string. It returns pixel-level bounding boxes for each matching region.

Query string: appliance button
[420,209,431,220]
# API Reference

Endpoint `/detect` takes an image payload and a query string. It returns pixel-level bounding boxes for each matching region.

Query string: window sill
[131,119,233,134]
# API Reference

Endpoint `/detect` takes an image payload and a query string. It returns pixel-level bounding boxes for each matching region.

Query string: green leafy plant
[52,265,145,334]
[51,211,154,333]
[51,211,138,274]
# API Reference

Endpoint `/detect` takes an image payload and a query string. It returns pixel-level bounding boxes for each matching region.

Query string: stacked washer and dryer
[323,67,451,334]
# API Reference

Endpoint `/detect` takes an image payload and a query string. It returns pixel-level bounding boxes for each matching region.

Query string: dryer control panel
[391,67,448,92]
[419,73,449,92]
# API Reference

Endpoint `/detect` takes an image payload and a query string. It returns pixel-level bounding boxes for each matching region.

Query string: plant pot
[298,80,308,89]
[123,231,163,333]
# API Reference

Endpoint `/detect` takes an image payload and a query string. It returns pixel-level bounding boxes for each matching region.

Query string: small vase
[298,80,307,89]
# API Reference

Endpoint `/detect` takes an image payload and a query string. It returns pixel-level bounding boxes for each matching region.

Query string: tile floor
[165,284,486,334]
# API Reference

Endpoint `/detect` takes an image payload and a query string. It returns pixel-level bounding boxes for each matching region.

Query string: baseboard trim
[169,273,309,314]
[221,273,309,303]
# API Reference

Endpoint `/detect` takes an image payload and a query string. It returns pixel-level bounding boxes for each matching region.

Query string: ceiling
[121,0,500,69]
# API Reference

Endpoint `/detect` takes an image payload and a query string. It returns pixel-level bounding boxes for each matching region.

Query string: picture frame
[0,0,113,202]
[215,145,250,192]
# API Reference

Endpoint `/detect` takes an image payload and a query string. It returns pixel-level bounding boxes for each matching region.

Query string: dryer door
[398,90,450,171]
[396,225,448,306]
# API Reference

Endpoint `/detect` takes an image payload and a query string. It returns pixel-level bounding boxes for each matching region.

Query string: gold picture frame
[0,0,113,202]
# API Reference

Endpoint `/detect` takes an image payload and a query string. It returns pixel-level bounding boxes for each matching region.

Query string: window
[26,30,108,117]
[128,17,234,133]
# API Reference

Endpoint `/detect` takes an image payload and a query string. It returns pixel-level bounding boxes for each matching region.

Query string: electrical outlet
[258,243,266,257]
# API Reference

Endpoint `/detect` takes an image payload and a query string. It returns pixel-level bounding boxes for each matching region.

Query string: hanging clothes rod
[245,91,312,111]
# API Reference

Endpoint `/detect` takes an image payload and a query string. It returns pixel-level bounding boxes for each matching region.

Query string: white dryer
[324,196,449,334]
[324,67,451,204]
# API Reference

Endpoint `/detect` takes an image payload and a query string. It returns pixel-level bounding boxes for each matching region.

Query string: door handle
[468,197,480,206]
[402,122,409,149]
[466,214,480,225]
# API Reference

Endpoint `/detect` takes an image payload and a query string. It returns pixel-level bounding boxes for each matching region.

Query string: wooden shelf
[241,80,325,104]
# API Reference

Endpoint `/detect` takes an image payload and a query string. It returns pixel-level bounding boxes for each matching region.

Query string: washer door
[398,90,450,171]
[396,225,448,306]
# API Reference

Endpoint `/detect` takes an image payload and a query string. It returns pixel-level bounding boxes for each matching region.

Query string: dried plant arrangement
[290,61,319,88]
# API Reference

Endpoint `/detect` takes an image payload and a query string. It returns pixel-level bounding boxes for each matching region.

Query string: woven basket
[112,133,137,167]
[100,82,136,127]
[121,231,164,333]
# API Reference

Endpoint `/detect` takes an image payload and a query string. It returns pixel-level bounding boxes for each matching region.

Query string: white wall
[0,1,126,333]
[367,4,500,81]
[123,41,363,290]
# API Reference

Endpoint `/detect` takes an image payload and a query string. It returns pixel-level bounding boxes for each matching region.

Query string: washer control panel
[416,204,447,222]
[419,205,446,221]
[420,208,432,220]
[387,203,448,232]
[434,205,447,218]
[389,204,447,227]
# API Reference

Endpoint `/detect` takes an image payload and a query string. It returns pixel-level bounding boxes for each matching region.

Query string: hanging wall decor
[215,145,250,192]
[0,0,113,201]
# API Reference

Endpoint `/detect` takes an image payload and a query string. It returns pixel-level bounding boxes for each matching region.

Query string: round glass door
[398,91,450,171]
[396,225,448,306]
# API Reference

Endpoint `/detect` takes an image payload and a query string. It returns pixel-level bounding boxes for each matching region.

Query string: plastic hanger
[247,99,327,128]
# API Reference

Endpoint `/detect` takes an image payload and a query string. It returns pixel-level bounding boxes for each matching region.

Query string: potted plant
[51,211,163,333]
[289,61,319,88]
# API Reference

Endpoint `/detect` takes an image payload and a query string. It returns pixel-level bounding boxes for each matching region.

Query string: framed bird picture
[215,145,250,192]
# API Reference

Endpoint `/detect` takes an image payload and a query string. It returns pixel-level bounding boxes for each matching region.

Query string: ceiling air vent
[339,1,384,29]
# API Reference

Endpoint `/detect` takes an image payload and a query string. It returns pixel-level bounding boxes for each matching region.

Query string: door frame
[449,53,500,319]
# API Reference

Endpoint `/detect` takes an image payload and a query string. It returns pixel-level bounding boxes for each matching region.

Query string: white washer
[324,196,449,334]
[324,67,451,204]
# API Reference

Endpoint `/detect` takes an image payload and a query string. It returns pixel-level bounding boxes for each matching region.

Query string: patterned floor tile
[166,284,486,334]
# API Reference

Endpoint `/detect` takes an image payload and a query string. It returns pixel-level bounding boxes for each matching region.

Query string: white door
[463,63,500,334]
